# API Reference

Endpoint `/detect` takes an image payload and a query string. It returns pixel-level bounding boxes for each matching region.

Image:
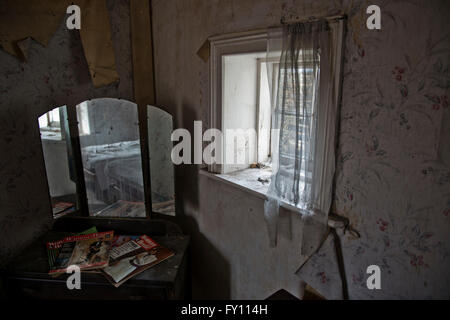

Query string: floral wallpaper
[297,0,450,299]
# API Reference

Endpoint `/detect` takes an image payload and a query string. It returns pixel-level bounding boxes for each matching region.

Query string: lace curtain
[265,19,344,250]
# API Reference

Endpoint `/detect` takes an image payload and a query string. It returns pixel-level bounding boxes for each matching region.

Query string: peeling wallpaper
[152,0,450,299]
[0,0,133,266]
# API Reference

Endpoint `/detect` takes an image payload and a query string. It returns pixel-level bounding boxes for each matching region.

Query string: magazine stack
[46,228,174,287]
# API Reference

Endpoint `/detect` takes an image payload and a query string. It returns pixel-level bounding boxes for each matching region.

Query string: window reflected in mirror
[148,105,175,216]
[77,98,146,218]
[38,106,78,218]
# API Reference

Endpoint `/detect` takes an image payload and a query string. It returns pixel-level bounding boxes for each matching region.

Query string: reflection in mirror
[38,106,78,218]
[77,98,146,218]
[148,105,175,216]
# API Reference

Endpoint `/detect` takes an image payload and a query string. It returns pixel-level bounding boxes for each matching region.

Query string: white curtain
[264,19,344,252]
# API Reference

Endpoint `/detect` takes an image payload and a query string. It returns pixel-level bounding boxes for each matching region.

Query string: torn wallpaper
[0,0,119,87]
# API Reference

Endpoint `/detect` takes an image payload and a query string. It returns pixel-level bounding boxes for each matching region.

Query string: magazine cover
[102,236,174,287]
[111,234,140,248]
[46,226,99,270]
[48,230,114,275]
[109,234,159,264]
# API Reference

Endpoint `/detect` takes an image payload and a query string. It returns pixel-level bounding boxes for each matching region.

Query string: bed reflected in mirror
[76,98,146,218]
[38,105,78,218]
[148,105,175,216]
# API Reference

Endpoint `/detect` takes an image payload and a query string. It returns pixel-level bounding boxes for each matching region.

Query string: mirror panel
[38,106,78,218]
[77,98,146,218]
[148,105,175,215]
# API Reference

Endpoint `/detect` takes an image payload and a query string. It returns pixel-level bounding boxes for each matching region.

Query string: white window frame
[255,57,278,164]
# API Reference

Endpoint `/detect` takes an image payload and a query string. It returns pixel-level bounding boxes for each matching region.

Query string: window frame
[256,57,279,164]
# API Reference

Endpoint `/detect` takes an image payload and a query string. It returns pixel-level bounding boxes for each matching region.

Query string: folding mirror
[38,99,177,220]
[148,105,175,216]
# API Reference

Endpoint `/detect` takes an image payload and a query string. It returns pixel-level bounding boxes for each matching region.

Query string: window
[208,22,344,212]
[210,32,316,175]
[38,106,63,140]
[274,54,319,185]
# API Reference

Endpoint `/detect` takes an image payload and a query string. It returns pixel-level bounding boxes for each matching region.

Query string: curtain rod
[280,14,347,25]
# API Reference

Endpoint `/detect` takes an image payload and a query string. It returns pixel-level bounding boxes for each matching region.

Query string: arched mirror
[148,105,175,216]
[38,105,79,218]
[76,98,146,218]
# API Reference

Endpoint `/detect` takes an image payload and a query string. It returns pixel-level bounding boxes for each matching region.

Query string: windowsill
[40,130,63,141]
[199,167,340,228]
[199,166,303,213]
[199,166,272,200]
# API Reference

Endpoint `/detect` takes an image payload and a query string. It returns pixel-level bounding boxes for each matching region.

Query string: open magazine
[47,231,114,275]
[102,235,174,287]
[47,227,98,270]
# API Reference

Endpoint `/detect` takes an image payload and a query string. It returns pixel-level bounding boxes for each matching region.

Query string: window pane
[50,108,60,123]
[38,113,48,128]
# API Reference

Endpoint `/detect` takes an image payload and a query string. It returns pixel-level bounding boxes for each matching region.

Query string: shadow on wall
[173,102,201,214]
[184,215,231,299]
[170,102,231,298]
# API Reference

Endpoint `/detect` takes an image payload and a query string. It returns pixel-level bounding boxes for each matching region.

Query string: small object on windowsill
[250,162,270,169]
[257,177,270,184]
